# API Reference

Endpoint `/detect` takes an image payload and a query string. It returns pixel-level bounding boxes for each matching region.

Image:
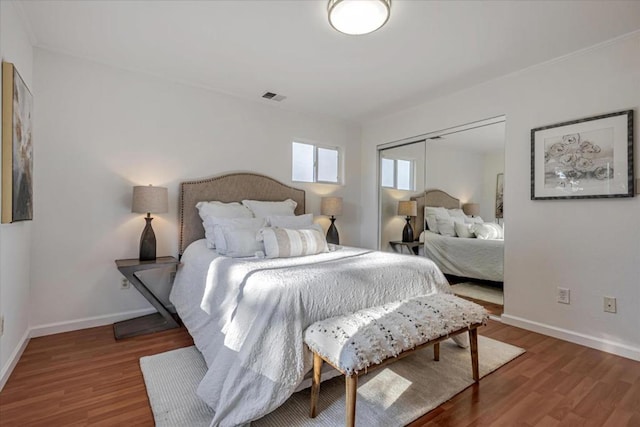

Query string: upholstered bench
[303,293,489,427]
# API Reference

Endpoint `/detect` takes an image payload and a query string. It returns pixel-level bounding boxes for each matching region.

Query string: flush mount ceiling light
[328,0,391,35]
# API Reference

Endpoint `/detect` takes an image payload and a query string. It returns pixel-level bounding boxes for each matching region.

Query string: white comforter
[170,240,452,427]
[422,231,504,282]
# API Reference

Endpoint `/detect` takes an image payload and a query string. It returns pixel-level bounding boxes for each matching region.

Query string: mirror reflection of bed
[378,117,505,317]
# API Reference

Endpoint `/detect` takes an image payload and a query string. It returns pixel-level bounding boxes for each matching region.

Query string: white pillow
[454,222,475,238]
[205,217,265,256]
[436,217,457,237]
[472,223,504,240]
[425,215,439,233]
[425,207,451,233]
[447,208,466,219]
[267,213,314,229]
[464,216,484,224]
[242,199,297,218]
[196,201,253,249]
[259,227,328,258]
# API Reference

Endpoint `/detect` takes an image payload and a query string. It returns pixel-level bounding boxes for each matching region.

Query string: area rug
[451,282,504,305]
[140,336,523,426]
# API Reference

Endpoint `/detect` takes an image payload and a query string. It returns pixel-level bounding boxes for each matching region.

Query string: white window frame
[292,141,342,184]
[380,157,415,191]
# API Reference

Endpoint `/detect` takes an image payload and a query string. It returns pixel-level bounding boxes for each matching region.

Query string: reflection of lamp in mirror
[462,203,480,217]
[132,185,168,261]
[321,197,343,245]
[397,200,417,242]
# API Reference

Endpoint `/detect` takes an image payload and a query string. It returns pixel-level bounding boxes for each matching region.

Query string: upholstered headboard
[410,189,460,237]
[179,172,305,256]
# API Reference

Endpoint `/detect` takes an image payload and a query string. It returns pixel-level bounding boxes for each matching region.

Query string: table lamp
[398,200,417,242]
[321,196,343,245]
[132,185,168,261]
[462,203,480,217]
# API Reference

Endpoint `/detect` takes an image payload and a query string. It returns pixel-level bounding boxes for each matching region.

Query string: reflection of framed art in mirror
[495,173,504,219]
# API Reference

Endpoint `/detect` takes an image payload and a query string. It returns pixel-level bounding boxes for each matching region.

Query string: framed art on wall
[2,62,33,223]
[531,110,634,200]
[495,173,504,218]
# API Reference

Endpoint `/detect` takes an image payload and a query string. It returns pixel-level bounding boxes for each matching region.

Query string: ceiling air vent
[262,91,287,102]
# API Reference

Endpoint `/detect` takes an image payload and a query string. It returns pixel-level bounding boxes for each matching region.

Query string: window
[380,157,415,191]
[292,141,341,184]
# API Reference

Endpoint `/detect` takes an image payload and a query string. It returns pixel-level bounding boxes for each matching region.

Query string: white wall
[0,1,34,386]
[29,48,361,330]
[425,145,485,208]
[361,32,640,359]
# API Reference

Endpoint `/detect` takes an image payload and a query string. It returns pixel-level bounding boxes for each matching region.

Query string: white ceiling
[18,1,640,122]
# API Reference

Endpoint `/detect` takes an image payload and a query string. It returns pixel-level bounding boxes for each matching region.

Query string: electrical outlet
[120,278,130,289]
[604,296,617,313]
[0,315,4,337]
[557,287,570,304]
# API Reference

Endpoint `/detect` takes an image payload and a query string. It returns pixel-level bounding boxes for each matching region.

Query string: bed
[169,172,460,427]
[410,190,504,283]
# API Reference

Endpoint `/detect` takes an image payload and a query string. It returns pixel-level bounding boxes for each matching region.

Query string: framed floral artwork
[531,110,634,200]
[2,62,34,223]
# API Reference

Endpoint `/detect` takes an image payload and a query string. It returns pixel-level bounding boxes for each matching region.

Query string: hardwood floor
[0,326,192,426]
[457,295,503,317]
[1,321,639,426]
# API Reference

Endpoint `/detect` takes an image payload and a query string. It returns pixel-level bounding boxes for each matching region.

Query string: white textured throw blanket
[170,240,453,427]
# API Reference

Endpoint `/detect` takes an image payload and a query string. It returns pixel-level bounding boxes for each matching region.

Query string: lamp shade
[321,197,343,216]
[328,0,391,35]
[132,185,168,214]
[462,203,480,217]
[397,200,417,217]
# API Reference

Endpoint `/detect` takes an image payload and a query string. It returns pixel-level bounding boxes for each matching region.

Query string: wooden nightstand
[114,256,180,340]
[389,241,423,255]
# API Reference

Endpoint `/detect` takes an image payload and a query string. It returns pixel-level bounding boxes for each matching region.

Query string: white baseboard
[1,308,157,391]
[0,328,30,391]
[29,307,157,338]
[501,314,640,362]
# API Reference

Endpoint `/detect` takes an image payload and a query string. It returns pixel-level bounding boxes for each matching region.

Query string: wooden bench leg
[345,375,358,427]
[469,327,479,382]
[310,353,322,418]
[433,342,440,361]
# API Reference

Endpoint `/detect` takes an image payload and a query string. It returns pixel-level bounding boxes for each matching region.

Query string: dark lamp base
[402,217,414,242]
[139,215,157,261]
[326,216,340,245]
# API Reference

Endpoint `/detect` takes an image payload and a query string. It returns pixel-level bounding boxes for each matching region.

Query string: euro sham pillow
[259,227,328,258]
[196,201,253,249]
[267,213,314,229]
[447,208,466,220]
[424,206,451,234]
[242,199,297,219]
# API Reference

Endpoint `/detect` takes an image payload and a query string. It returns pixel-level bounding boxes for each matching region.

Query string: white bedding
[422,230,504,282]
[170,239,454,426]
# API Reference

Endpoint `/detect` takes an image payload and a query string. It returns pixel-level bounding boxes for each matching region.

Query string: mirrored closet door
[377,117,505,317]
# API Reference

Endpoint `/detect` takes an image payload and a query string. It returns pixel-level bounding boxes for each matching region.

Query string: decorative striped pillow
[259,227,329,258]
